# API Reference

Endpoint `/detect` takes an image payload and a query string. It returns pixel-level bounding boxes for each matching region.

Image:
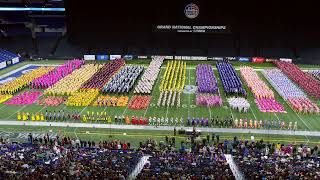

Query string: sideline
[0,121,320,137]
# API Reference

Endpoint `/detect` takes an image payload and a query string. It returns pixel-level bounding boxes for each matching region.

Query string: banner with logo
[110,55,121,60]
[175,56,207,60]
[12,57,20,64]
[265,58,277,63]
[137,55,149,59]
[207,57,224,61]
[84,55,95,61]
[237,57,250,62]
[96,55,109,60]
[279,58,292,63]
[225,57,236,61]
[0,62,6,70]
[123,55,134,60]
[252,57,265,63]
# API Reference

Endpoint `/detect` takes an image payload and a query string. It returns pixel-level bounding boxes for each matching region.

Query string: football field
[0,59,319,146]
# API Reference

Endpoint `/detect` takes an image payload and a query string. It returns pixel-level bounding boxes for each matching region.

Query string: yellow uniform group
[66,89,99,106]
[0,67,54,94]
[44,64,102,96]
[0,94,13,103]
[93,95,129,107]
[17,112,44,121]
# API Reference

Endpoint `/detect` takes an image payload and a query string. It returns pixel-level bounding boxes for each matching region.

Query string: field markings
[188,68,191,118]
[165,106,169,119]
[294,111,311,131]
[250,108,257,120]
[6,105,27,120]
[79,106,89,115]
[208,106,212,119]
[274,113,280,121]
[36,106,47,114]
[0,105,7,111]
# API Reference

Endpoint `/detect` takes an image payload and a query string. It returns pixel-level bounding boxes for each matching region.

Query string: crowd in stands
[264,68,319,114]
[134,56,164,94]
[240,66,286,113]
[0,136,141,179]
[0,130,319,179]
[233,139,320,179]
[137,144,235,179]
[275,61,320,99]
[103,65,143,93]
[31,60,84,89]
[81,59,125,90]
[0,66,54,95]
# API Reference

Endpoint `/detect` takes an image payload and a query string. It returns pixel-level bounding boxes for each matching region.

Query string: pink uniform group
[4,91,42,105]
[31,60,84,89]
[240,66,286,113]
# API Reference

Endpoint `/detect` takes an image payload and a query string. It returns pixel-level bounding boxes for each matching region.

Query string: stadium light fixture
[0,7,65,12]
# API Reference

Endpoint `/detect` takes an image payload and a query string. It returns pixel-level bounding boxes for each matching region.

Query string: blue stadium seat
[0,48,19,63]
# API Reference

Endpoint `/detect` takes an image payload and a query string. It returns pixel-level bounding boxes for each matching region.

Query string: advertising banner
[252,57,265,63]
[84,55,96,61]
[137,56,149,59]
[6,60,12,66]
[208,57,224,61]
[225,57,236,61]
[110,55,122,60]
[238,57,250,62]
[279,58,292,63]
[96,55,109,60]
[12,57,20,64]
[265,58,277,62]
[0,62,6,70]
[123,55,134,60]
[175,56,207,60]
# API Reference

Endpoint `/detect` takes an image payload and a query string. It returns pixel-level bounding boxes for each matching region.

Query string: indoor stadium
[0,0,319,179]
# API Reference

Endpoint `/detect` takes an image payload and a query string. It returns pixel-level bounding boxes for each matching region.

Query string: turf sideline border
[0,121,319,137]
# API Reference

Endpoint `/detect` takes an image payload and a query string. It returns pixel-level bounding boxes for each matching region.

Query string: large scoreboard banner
[152,1,230,34]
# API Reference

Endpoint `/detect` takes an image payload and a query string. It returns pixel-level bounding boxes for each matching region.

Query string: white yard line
[143,104,149,118]
[79,106,89,115]
[188,68,191,118]
[274,113,280,121]
[36,106,47,114]
[295,112,311,131]
[0,105,7,111]
[208,106,212,119]
[250,108,257,120]
[229,107,235,120]
[165,106,169,119]
[6,105,27,119]
[121,104,129,117]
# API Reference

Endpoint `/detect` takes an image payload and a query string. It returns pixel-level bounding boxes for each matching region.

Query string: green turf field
[0,59,319,145]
